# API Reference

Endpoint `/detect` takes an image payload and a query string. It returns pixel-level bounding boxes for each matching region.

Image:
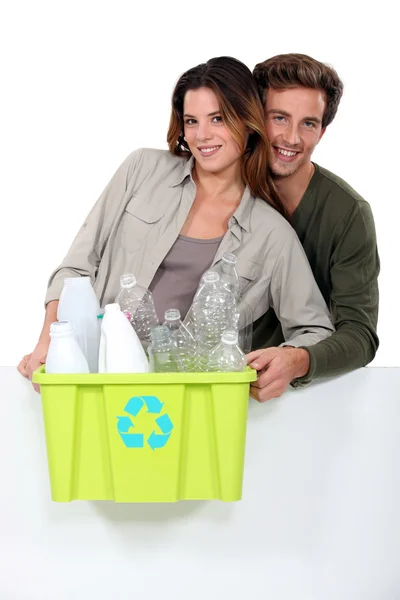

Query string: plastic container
[163,309,196,372]
[207,329,247,372]
[115,273,159,348]
[148,325,185,373]
[33,366,257,503]
[185,271,237,371]
[46,321,90,374]
[98,303,149,373]
[57,276,100,373]
[214,251,241,297]
[212,253,253,353]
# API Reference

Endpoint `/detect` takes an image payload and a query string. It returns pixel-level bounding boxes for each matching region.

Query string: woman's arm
[246,230,335,402]
[18,149,144,388]
[268,233,334,346]
[45,149,144,303]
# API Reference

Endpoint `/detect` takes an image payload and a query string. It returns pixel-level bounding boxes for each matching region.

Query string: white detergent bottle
[98,303,150,373]
[57,276,100,373]
[46,321,90,374]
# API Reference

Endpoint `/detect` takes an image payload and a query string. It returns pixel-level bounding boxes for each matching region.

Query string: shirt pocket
[236,260,260,294]
[121,200,164,252]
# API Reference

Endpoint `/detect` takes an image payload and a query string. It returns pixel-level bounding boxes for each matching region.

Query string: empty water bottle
[186,271,237,371]
[115,273,159,348]
[207,329,247,372]
[163,309,196,372]
[215,252,241,297]
[213,253,253,353]
[148,325,185,373]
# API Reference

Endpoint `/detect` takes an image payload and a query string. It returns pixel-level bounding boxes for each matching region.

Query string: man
[247,53,379,401]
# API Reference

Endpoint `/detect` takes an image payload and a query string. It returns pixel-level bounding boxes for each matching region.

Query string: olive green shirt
[45,148,334,349]
[253,163,380,381]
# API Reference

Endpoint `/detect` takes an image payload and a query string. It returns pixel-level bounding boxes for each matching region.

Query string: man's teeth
[200,146,219,153]
[278,149,297,157]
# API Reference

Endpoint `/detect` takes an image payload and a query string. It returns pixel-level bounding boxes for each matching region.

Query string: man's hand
[246,346,310,402]
[17,340,49,393]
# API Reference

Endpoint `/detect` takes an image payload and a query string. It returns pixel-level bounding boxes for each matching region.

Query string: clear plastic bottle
[57,276,100,372]
[213,253,253,353]
[98,303,149,373]
[46,321,90,374]
[186,271,237,371]
[115,273,159,349]
[215,252,241,298]
[207,329,247,372]
[163,308,196,372]
[148,325,185,373]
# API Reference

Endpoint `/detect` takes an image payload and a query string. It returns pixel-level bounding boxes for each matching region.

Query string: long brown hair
[167,56,286,218]
[253,53,344,128]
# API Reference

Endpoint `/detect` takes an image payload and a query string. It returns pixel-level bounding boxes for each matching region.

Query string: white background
[1,0,398,366]
[2,367,400,599]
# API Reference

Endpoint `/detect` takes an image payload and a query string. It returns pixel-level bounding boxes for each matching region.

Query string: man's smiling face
[264,87,326,179]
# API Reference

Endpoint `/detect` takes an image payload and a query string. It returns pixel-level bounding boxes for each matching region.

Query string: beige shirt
[46,148,334,348]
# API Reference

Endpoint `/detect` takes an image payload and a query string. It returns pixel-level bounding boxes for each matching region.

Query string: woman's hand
[17,300,59,393]
[17,340,49,393]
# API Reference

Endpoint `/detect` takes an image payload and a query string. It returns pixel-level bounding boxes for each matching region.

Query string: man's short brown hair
[253,53,344,128]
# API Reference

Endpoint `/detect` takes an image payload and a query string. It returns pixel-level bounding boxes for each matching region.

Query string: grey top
[149,234,223,321]
[45,148,334,349]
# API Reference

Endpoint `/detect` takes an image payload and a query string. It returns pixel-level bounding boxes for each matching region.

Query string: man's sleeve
[296,200,380,383]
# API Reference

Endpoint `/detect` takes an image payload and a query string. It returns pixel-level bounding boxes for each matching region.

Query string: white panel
[1,367,400,599]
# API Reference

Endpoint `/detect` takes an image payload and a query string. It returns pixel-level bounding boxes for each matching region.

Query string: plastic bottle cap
[203,271,220,284]
[104,303,121,313]
[164,308,181,321]
[49,321,74,336]
[222,252,238,265]
[120,273,137,288]
[221,329,239,345]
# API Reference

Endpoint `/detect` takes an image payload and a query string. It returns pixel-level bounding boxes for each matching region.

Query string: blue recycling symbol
[116,396,174,451]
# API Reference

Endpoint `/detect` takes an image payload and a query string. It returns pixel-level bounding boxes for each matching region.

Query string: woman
[18,56,333,389]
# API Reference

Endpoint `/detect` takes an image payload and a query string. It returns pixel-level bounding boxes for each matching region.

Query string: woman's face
[183,87,245,176]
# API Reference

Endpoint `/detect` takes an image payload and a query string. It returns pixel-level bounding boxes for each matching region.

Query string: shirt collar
[170,155,254,233]
[170,155,195,187]
[231,187,253,233]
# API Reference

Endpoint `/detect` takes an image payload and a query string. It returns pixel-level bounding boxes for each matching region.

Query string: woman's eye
[184,118,196,125]
[212,115,223,123]
[274,116,285,123]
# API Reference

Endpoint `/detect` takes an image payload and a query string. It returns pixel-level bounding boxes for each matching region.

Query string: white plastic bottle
[163,308,197,372]
[207,329,247,372]
[115,273,159,348]
[45,321,90,374]
[98,303,149,373]
[57,276,100,373]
